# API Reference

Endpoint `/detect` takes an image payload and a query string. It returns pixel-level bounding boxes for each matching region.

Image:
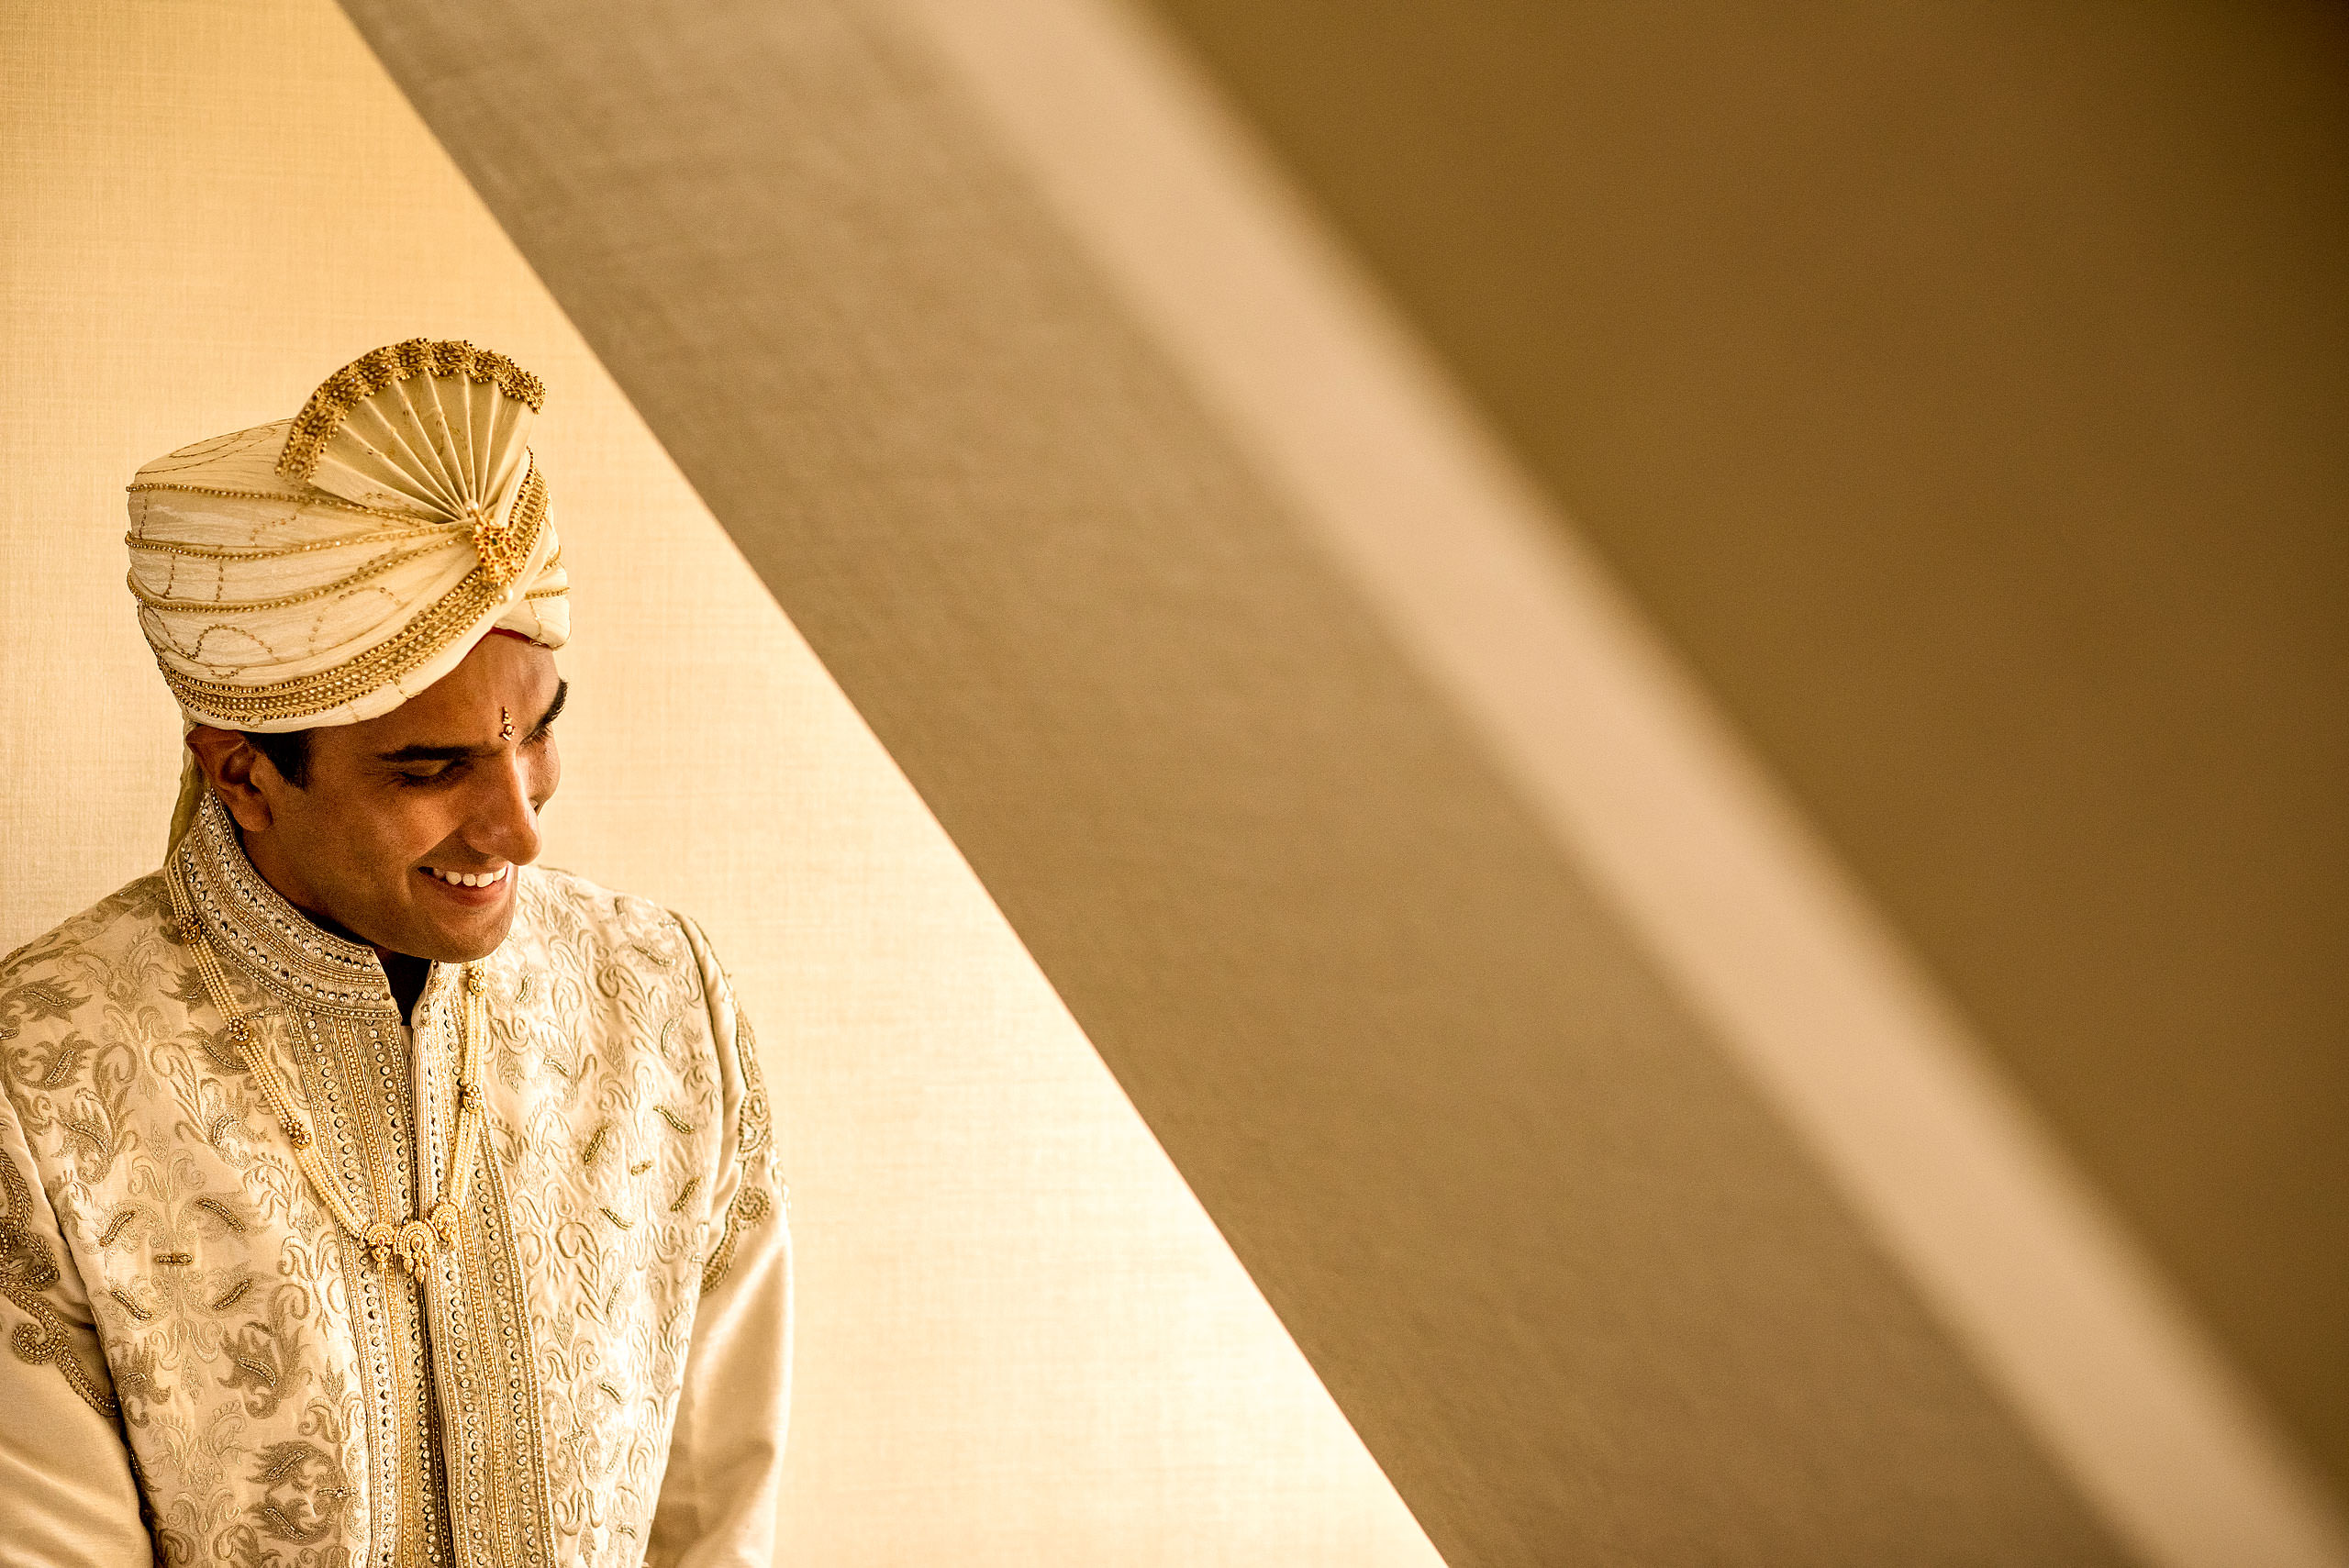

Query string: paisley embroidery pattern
[0,795,779,1568]
[0,1144,118,1416]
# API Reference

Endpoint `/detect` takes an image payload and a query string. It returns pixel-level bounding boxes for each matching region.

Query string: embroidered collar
[175,791,398,1017]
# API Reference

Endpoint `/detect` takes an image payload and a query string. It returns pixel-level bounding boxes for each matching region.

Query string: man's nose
[469,752,541,865]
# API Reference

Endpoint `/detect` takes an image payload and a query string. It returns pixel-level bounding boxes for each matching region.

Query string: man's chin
[423,908,518,966]
[382,890,518,966]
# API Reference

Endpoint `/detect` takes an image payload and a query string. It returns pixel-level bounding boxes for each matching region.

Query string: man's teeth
[425,864,510,888]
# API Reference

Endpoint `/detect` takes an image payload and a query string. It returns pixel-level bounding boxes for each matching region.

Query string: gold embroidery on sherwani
[175,804,462,1568]
[0,1148,118,1416]
[3,790,771,1568]
[165,862,491,1284]
[699,995,777,1296]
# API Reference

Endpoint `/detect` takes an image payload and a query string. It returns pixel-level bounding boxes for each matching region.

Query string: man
[0,340,788,1568]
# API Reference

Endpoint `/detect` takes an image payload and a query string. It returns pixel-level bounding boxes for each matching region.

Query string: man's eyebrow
[527,680,569,737]
[375,742,484,765]
[373,683,569,765]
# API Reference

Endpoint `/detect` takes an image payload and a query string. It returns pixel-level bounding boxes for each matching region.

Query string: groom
[0,340,788,1568]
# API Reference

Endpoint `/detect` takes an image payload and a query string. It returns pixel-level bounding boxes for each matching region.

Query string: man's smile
[420,862,511,890]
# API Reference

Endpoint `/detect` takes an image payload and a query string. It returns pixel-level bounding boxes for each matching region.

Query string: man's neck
[380,952,429,1022]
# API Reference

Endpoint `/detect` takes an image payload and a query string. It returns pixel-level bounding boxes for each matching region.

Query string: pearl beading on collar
[180,793,399,1016]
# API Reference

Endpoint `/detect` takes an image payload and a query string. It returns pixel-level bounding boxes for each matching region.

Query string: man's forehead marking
[372,680,566,762]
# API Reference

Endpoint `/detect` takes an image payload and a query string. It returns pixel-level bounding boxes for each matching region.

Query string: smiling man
[0,341,787,1568]
[188,639,572,1021]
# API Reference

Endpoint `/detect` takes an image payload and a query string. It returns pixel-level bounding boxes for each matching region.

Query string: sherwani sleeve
[0,1078,151,1568]
[648,916,792,1568]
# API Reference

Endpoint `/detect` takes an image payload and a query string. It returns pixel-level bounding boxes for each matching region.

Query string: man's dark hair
[243,729,312,787]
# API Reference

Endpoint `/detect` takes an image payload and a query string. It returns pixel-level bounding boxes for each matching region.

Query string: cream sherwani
[0,795,790,1568]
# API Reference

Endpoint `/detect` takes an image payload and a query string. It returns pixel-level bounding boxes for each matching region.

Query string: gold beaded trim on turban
[151,467,553,727]
[471,465,539,589]
[276,338,545,486]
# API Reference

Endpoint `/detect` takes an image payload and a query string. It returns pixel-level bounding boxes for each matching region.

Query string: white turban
[127,339,571,845]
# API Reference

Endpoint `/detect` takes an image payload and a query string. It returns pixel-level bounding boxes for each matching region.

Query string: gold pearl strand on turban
[126,339,572,850]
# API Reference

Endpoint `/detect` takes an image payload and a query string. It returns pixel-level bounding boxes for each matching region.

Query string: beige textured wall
[0,5,1440,1563]
[1134,0,2349,1491]
[885,7,2345,1564]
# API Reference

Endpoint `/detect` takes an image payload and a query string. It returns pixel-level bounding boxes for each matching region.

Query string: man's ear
[185,727,276,834]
